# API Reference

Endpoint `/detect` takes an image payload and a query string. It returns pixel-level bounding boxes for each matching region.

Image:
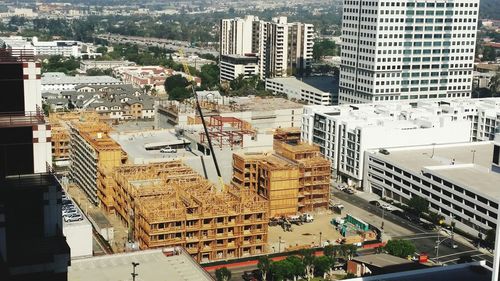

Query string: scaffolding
[48,112,102,161]
[199,116,255,149]
[232,152,301,217]
[233,141,331,217]
[274,127,302,145]
[111,162,268,262]
[274,141,331,213]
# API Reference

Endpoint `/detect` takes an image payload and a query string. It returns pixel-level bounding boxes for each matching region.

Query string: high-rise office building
[0,48,70,280]
[219,16,314,80]
[339,0,479,104]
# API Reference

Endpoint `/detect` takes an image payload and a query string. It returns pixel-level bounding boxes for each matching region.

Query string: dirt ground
[268,210,343,253]
[65,184,129,253]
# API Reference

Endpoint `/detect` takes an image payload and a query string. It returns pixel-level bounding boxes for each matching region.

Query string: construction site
[48,105,333,262]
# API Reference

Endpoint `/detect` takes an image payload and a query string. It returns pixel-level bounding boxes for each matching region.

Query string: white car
[380,203,396,212]
[160,147,177,153]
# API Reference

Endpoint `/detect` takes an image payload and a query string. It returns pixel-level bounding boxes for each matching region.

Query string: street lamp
[471,149,477,164]
[278,236,282,253]
[131,262,140,281]
[319,232,323,247]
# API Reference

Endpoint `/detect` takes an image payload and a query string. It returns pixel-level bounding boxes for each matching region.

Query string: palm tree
[489,71,500,96]
[257,256,271,281]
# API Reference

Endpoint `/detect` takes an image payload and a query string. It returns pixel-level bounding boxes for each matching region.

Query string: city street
[332,190,494,266]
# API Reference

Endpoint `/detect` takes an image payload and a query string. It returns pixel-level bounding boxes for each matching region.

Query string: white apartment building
[363,141,500,238]
[265,77,332,105]
[219,16,314,80]
[220,15,258,56]
[80,60,135,72]
[1,36,100,58]
[339,0,479,104]
[301,98,500,186]
[219,54,259,82]
[41,72,122,92]
[32,37,81,57]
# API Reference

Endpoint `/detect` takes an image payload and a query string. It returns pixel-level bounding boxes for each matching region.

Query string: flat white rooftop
[371,142,500,199]
[68,248,213,281]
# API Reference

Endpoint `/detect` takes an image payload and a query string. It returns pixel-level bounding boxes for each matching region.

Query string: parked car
[160,147,177,153]
[345,188,355,194]
[369,200,381,207]
[380,203,396,212]
[301,213,314,223]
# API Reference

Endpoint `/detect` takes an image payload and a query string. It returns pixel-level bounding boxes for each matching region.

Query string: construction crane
[178,48,225,191]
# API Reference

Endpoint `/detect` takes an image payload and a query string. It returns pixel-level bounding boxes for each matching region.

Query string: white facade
[339,0,480,104]
[42,72,122,92]
[219,16,314,79]
[33,37,81,57]
[80,60,135,72]
[63,216,93,259]
[220,54,259,82]
[220,15,258,56]
[301,99,500,186]
[364,142,500,238]
[266,77,332,105]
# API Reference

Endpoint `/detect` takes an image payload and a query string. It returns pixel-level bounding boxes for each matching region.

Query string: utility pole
[451,215,455,248]
[319,232,323,247]
[381,207,385,230]
[131,262,140,281]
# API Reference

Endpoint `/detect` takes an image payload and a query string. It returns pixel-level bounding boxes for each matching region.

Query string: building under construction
[61,113,269,261]
[69,119,125,207]
[232,140,330,217]
[112,162,268,262]
[49,112,101,164]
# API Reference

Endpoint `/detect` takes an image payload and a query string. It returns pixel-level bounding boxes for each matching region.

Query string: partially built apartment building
[232,140,330,217]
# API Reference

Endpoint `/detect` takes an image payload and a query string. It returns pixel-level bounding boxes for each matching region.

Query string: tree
[257,256,271,281]
[314,256,334,278]
[485,228,496,248]
[408,196,429,217]
[96,46,108,54]
[285,256,305,280]
[301,249,316,280]
[270,260,294,281]
[199,64,220,90]
[384,239,416,258]
[323,244,337,259]
[489,71,500,94]
[483,46,497,62]
[215,267,231,281]
[164,74,189,93]
[313,39,339,61]
[168,87,191,101]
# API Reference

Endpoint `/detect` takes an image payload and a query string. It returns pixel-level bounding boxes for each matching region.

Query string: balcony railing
[0,109,45,128]
[0,48,36,62]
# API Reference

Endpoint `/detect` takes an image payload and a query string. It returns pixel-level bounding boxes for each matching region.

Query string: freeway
[332,190,494,266]
[96,34,219,56]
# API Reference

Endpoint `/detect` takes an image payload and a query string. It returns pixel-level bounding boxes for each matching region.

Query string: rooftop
[68,248,214,281]
[42,72,121,85]
[351,253,414,268]
[346,261,491,281]
[219,96,303,112]
[268,76,338,94]
[370,142,500,200]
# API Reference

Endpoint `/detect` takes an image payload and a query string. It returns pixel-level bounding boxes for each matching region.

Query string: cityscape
[1,0,500,281]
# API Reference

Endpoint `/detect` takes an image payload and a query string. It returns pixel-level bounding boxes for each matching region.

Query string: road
[96,34,219,56]
[332,190,493,266]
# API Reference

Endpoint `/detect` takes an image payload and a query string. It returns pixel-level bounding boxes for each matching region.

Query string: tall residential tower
[219,16,314,80]
[339,0,479,104]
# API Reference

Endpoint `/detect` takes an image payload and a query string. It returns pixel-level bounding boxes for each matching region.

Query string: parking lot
[62,191,84,223]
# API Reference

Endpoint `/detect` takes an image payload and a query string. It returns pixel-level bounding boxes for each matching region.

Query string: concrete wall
[63,220,93,259]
